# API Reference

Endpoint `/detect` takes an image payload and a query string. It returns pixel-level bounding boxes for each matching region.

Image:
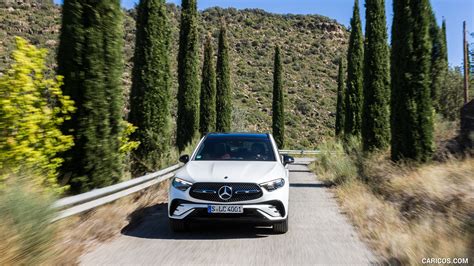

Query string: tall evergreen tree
[441,20,448,63]
[272,46,285,148]
[437,19,449,109]
[391,0,412,161]
[362,0,390,151]
[391,0,434,162]
[57,0,83,130]
[428,7,446,111]
[129,0,171,173]
[344,0,364,138]
[176,0,200,151]
[216,20,232,132]
[335,58,345,137]
[200,33,217,136]
[102,0,125,179]
[58,0,124,192]
[410,0,434,161]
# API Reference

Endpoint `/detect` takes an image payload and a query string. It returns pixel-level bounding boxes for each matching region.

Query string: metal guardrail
[52,164,181,222]
[279,149,321,155]
[52,150,320,222]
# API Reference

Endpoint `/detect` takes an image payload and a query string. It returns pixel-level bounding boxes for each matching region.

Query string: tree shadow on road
[121,203,273,240]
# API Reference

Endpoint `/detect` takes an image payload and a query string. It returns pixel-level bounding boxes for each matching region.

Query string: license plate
[207,205,243,214]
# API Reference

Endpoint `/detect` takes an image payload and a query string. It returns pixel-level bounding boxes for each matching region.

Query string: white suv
[168,133,294,233]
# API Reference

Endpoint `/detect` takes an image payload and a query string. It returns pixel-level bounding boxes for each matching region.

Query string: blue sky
[54,0,474,67]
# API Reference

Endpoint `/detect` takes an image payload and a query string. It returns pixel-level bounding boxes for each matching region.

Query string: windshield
[194,137,276,161]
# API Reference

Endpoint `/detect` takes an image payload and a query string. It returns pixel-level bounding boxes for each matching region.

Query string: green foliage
[129,0,171,174]
[177,0,200,151]
[441,20,449,64]
[391,0,434,162]
[344,0,364,138]
[428,9,448,111]
[119,121,140,155]
[391,0,411,162]
[0,37,74,194]
[102,0,127,179]
[57,0,125,192]
[0,179,56,265]
[272,46,285,148]
[216,20,232,133]
[313,137,360,185]
[362,0,390,151]
[438,67,465,120]
[335,58,345,137]
[1,4,349,149]
[200,33,217,136]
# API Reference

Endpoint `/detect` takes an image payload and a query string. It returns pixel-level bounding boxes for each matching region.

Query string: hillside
[0,1,349,148]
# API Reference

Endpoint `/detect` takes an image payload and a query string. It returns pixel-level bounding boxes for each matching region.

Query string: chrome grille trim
[190,183,263,202]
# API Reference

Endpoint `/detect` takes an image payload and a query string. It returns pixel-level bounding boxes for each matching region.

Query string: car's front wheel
[169,219,187,232]
[272,218,288,234]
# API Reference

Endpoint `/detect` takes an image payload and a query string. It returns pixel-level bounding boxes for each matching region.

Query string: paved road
[81,158,376,265]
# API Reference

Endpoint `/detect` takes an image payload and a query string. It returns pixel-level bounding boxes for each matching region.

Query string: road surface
[81,158,376,265]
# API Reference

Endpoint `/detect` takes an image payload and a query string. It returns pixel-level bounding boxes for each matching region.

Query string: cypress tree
[344,0,364,138]
[391,0,434,162]
[216,20,232,132]
[335,59,345,137]
[441,20,448,64]
[428,7,446,111]
[362,0,390,151]
[410,0,434,161]
[102,0,125,181]
[200,33,217,136]
[57,0,124,192]
[391,0,412,161]
[272,46,285,148]
[129,0,171,173]
[437,19,449,108]
[57,0,83,133]
[176,0,200,151]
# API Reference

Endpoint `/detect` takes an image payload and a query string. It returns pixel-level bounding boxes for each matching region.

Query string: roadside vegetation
[311,129,473,264]
[325,0,473,263]
[1,1,348,149]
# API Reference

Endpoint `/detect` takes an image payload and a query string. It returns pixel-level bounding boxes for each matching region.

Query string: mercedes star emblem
[218,185,233,201]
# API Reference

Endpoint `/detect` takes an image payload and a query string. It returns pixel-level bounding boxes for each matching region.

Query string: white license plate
[207,205,243,214]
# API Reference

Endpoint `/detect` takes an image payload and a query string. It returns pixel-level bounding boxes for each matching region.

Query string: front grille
[190,183,263,202]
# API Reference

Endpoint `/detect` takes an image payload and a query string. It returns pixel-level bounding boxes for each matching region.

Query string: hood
[175,161,285,184]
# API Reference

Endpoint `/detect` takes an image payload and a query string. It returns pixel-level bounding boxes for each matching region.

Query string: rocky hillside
[0,1,348,148]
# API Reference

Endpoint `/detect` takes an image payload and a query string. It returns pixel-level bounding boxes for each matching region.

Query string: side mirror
[179,154,190,164]
[283,155,295,166]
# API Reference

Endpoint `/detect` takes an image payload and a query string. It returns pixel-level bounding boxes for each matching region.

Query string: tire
[169,219,187,232]
[272,218,288,234]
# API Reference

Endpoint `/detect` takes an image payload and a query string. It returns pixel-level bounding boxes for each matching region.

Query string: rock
[45,39,56,46]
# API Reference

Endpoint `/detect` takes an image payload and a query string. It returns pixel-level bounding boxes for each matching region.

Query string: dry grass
[312,138,474,264]
[0,181,57,266]
[51,180,169,265]
[0,180,169,265]
[1,138,197,265]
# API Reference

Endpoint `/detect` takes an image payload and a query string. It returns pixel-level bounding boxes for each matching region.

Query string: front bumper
[168,199,287,223]
[168,180,289,223]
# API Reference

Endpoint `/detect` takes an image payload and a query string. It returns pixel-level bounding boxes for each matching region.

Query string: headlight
[172,177,193,191]
[259,178,285,192]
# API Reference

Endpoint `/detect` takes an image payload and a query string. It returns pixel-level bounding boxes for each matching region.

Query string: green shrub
[0,177,57,265]
[0,37,75,194]
[313,138,359,184]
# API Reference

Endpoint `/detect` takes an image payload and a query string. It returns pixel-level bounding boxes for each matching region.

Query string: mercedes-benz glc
[168,133,294,233]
